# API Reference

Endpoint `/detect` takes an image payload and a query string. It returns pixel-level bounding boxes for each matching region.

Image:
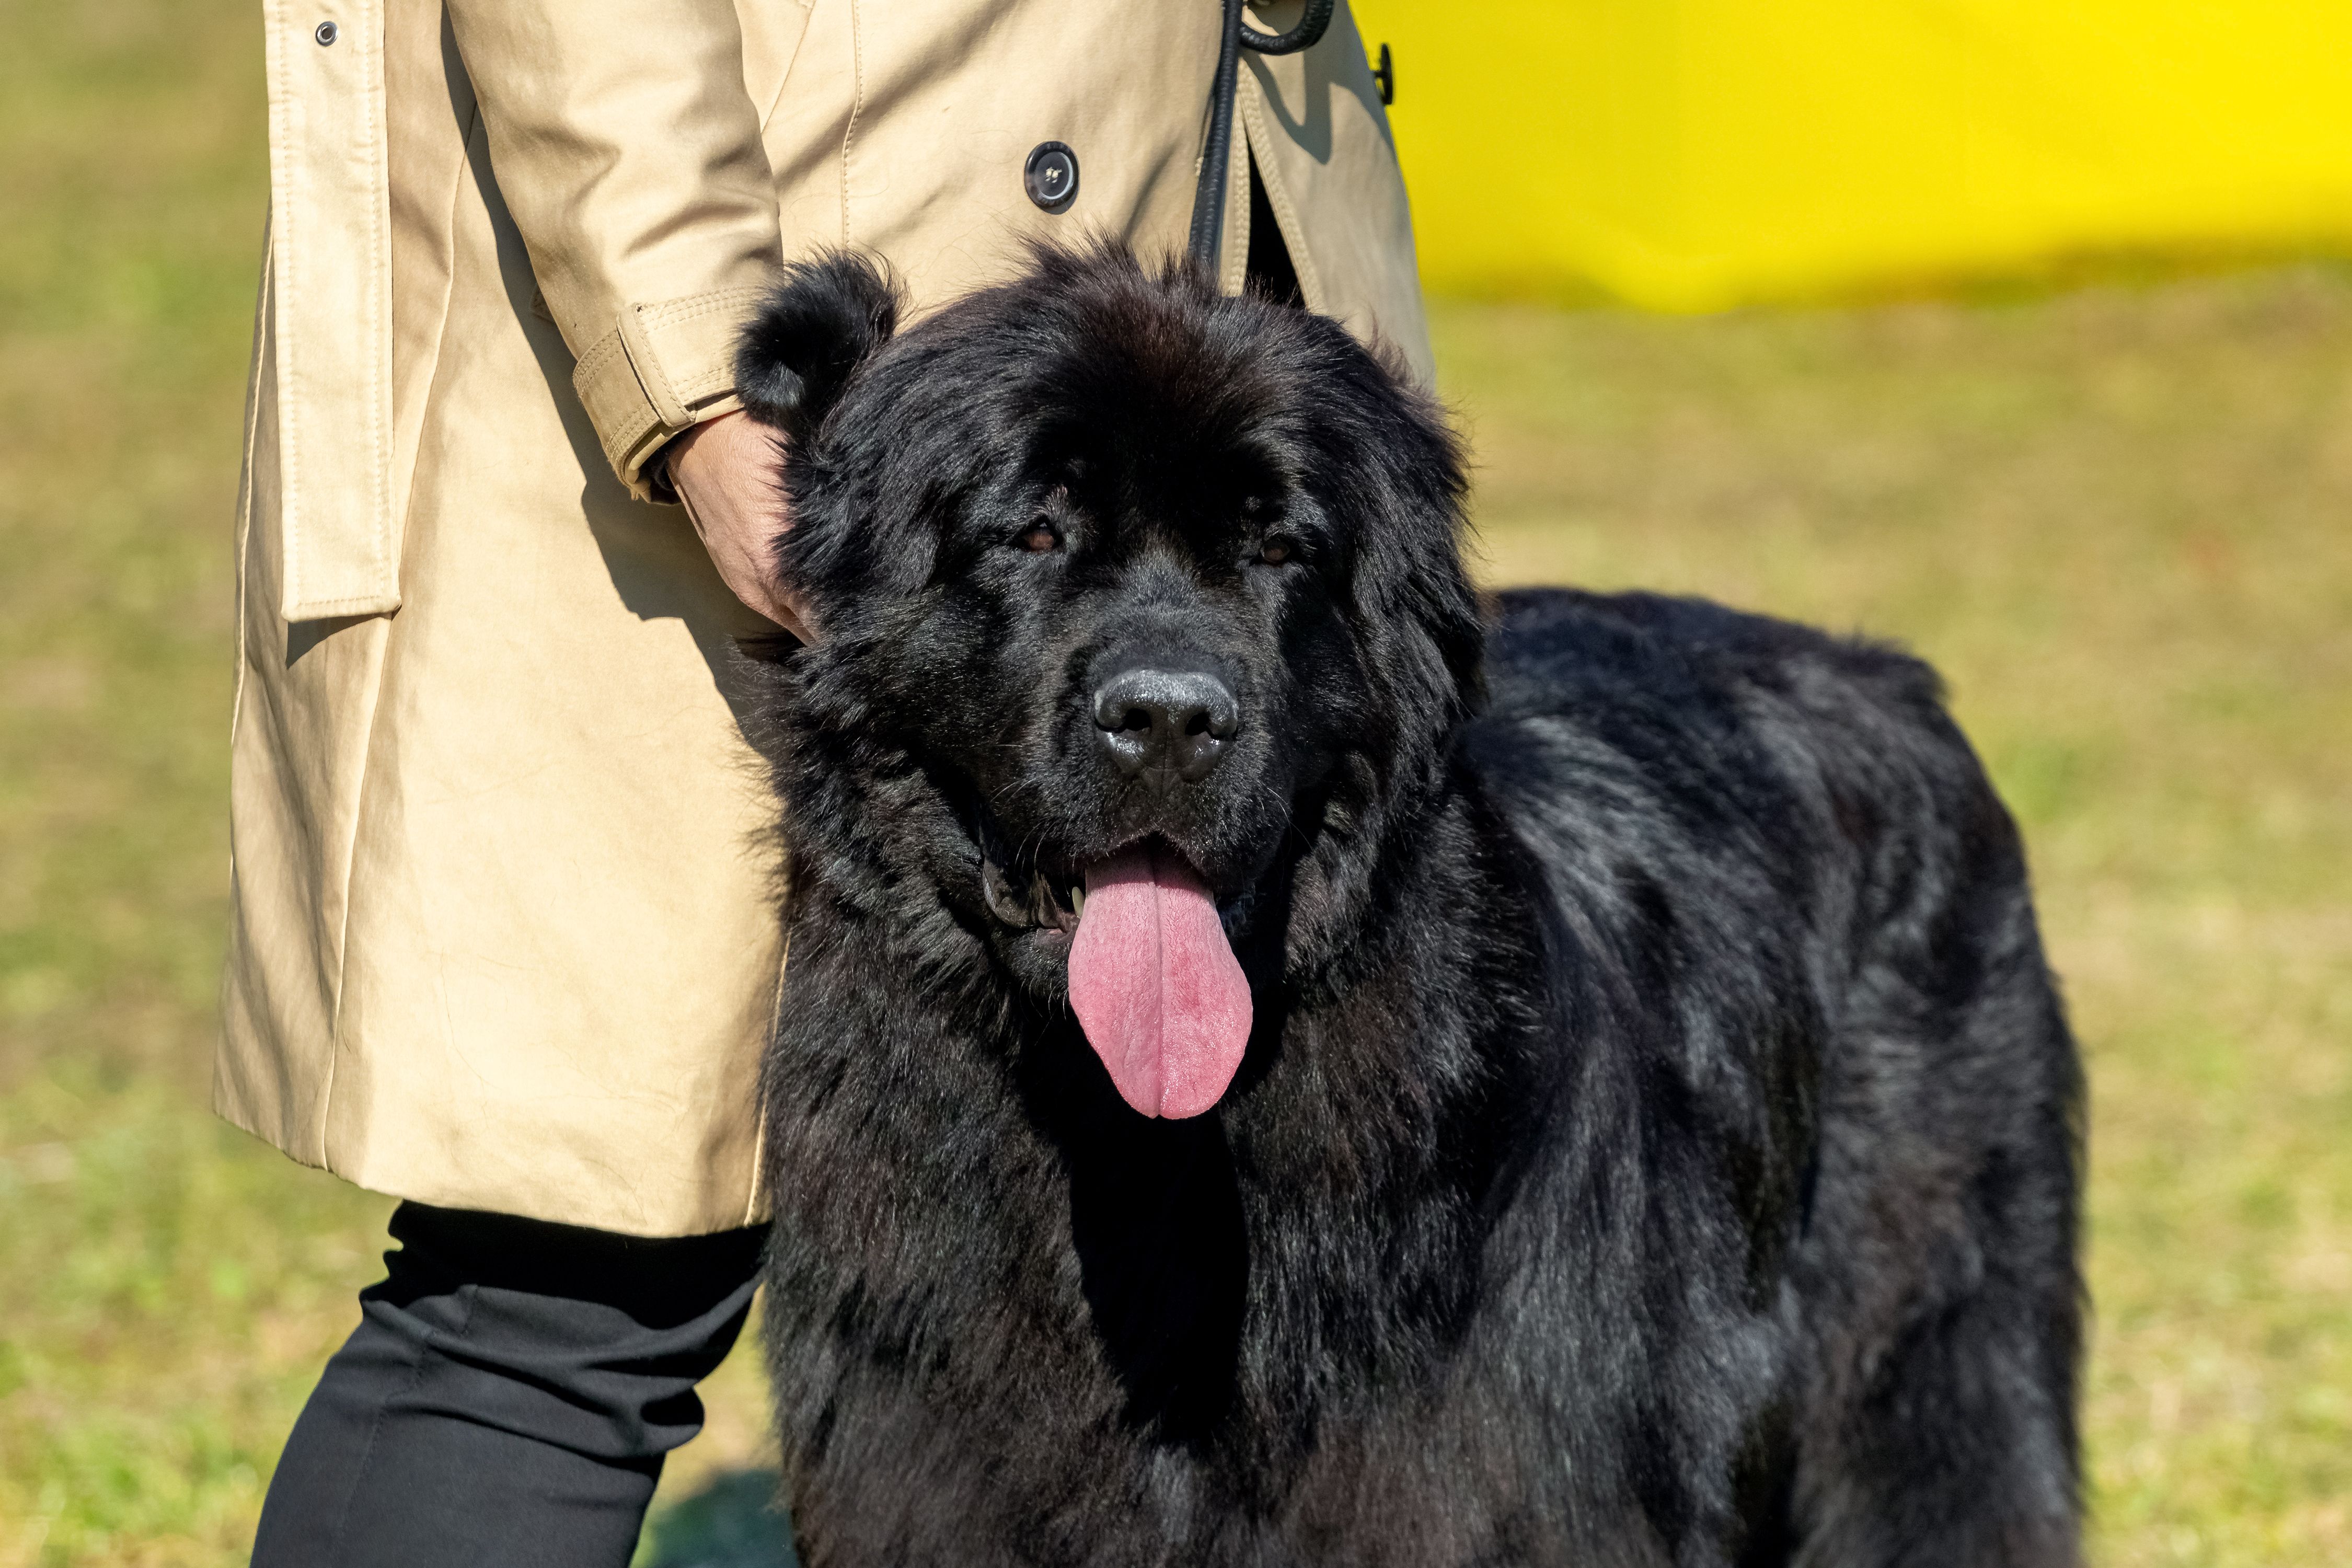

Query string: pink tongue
[1067,843,1252,1119]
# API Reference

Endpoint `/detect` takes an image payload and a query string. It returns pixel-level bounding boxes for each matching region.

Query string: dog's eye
[1259,538,1297,566]
[1019,523,1060,554]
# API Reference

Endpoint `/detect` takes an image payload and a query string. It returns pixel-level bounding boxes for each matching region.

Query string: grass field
[3,3,2347,1564]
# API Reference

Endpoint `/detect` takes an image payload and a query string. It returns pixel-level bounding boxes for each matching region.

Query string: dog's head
[740,246,1480,1117]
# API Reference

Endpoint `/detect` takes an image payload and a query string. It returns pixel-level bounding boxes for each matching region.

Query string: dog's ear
[734,253,900,446]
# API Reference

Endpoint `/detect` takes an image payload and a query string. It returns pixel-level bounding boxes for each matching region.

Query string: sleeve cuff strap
[573,285,772,500]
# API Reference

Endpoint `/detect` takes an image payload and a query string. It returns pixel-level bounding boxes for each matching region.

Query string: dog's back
[1456,587,2083,1566]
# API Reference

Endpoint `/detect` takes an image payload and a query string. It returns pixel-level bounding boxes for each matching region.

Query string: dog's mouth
[980,836,1253,1120]
[981,857,1086,933]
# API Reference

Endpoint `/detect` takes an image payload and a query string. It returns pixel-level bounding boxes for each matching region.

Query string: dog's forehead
[831,262,1364,555]
[998,312,1296,500]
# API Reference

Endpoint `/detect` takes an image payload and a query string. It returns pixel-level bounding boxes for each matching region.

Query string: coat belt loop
[264,0,401,621]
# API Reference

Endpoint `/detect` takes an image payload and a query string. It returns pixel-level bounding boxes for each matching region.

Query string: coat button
[314,19,338,44]
[1024,142,1079,214]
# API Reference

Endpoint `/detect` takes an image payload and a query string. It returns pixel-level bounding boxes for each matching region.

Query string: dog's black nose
[1092,667,1238,785]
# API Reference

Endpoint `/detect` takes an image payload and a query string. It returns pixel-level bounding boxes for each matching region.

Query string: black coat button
[1024,142,1079,214]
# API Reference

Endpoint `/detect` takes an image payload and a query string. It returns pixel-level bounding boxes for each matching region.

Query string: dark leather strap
[1187,0,1335,269]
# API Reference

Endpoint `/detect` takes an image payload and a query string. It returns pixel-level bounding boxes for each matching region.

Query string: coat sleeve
[445,0,783,498]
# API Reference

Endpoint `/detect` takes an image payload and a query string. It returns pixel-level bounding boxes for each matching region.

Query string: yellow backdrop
[1351,1,2352,307]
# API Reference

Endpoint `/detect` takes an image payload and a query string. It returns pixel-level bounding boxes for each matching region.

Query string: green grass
[1,2,2346,1563]
[0,4,397,1563]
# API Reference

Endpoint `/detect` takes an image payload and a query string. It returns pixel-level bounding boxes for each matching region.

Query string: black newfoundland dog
[731,247,2083,1567]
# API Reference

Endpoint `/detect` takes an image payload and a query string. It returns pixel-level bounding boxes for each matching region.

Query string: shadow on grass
[636,1469,798,1568]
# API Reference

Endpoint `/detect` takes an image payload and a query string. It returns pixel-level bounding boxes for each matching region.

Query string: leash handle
[1186,0,1336,271]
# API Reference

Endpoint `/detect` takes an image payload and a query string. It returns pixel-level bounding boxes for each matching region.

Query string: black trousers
[251,1202,768,1567]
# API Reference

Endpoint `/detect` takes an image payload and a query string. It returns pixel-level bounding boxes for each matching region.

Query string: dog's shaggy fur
[736,248,2083,1567]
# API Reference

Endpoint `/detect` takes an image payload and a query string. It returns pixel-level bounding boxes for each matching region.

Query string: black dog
[733,247,2083,1567]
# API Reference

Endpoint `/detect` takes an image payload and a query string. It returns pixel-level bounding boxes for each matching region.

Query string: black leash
[1186,0,1336,271]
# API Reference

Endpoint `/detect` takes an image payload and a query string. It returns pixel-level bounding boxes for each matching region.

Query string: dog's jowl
[734,247,2083,1568]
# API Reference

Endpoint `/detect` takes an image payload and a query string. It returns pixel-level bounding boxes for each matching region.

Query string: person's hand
[667,410,814,641]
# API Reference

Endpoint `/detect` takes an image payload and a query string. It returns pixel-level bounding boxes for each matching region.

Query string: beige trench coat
[218,0,1431,1236]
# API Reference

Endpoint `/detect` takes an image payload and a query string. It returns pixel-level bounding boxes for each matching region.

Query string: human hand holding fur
[668,409,813,641]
